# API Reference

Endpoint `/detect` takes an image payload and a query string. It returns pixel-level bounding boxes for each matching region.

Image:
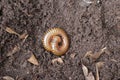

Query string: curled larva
[42,28,69,56]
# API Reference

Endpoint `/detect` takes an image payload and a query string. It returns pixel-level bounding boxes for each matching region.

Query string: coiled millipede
[42,28,69,56]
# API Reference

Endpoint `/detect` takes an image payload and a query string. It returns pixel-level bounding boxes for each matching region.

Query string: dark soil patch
[0,0,120,80]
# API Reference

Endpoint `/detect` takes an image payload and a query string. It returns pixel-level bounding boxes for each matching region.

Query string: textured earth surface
[0,0,120,80]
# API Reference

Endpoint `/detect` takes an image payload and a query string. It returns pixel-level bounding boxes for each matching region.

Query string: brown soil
[0,0,120,80]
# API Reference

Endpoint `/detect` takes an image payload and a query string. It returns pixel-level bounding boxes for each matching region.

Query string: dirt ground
[0,0,120,80]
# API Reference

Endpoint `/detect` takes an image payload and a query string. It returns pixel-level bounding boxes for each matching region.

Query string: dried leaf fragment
[70,53,76,59]
[52,58,63,64]
[5,27,20,36]
[3,76,14,80]
[28,53,39,65]
[86,72,95,80]
[82,64,95,80]
[82,64,89,77]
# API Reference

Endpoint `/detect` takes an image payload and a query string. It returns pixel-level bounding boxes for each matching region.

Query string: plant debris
[82,47,107,80]
[82,64,95,80]
[28,53,39,66]
[87,72,95,80]
[5,27,20,36]
[96,62,105,69]
[82,64,88,77]
[5,27,29,40]
[70,53,76,59]
[19,31,28,40]
[110,59,117,62]
[52,57,64,64]
[96,62,105,80]
[7,45,20,57]
[84,47,110,60]
[3,76,14,80]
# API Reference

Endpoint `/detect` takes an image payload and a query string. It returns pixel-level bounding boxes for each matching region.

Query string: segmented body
[42,28,69,56]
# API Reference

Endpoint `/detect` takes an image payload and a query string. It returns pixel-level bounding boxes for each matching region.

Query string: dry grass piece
[96,62,105,80]
[21,34,29,43]
[3,76,14,80]
[19,32,28,40]
[28,53,39,65]
[7,45,20,56]
[6,27,29,40]
[52,58,64,64]
[110,59,117,62]
[5,27,20,36]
